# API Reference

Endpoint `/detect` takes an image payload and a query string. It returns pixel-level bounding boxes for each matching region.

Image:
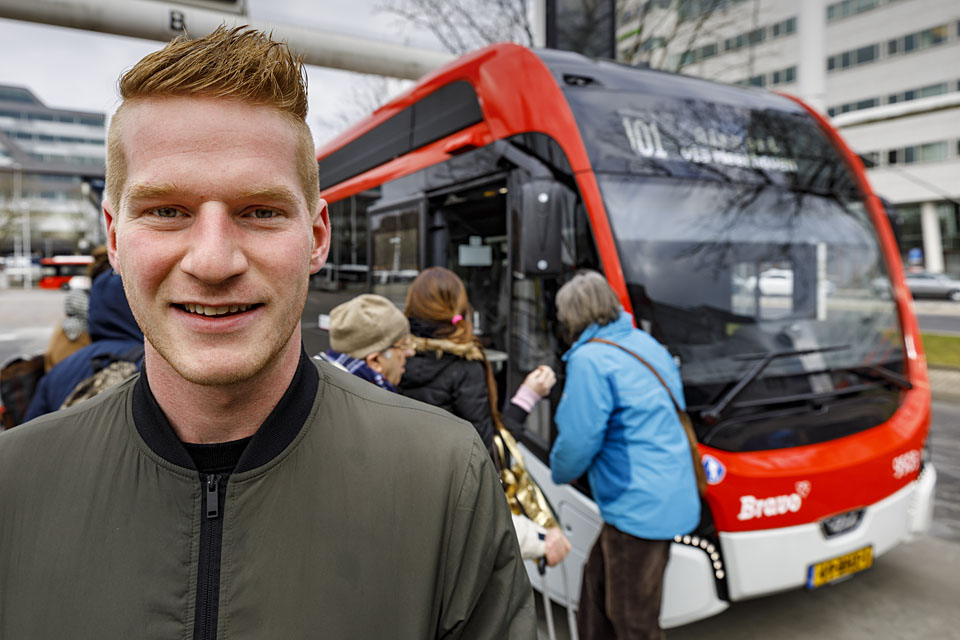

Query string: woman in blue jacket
[550,270,700,640]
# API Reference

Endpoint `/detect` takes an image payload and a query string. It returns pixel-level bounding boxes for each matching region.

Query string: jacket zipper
[194,473,226,640]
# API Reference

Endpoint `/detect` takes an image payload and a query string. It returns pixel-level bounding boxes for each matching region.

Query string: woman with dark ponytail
[399,266,571,567]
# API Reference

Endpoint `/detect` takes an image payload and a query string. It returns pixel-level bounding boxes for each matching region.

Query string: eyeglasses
[391,337,414,353]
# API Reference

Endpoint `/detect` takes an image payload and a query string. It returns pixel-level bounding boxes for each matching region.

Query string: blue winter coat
[24,271,143,421]
[550,310,700,540]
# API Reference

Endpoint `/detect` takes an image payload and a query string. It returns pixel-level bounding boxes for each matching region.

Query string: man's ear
[309,199,331,274]
[103,198,121,274]
[365,352,384,374]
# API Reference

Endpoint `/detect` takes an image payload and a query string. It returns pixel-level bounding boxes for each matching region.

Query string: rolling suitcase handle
[538,555,579,640]
[539,558,558,640]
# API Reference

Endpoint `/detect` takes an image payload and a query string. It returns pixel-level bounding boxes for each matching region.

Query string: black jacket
[399,336,496,452]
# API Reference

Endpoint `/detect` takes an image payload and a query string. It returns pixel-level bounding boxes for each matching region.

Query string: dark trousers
[577,524,671,640]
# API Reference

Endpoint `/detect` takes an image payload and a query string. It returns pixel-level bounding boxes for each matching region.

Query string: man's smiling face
[106,96,329,386]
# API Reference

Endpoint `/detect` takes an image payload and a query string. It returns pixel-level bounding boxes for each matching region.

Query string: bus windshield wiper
[700,344,850,425]
[841,364,912,390]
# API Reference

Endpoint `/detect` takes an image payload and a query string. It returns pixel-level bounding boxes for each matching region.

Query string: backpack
[60,346,144,410]
[0,354,46,429]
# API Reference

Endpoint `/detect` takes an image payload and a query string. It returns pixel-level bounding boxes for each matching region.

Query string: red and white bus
[38,255,93,290]
[305,43,936,626]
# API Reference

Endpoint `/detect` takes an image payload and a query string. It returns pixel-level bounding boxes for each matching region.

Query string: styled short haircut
[555,270,622,340]
[106,26,318,213]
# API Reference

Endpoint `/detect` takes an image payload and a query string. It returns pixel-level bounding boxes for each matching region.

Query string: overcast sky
[0,0,445,145]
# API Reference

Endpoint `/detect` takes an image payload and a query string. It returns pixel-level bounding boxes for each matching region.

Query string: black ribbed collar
[182,437,253,475]
[132,349,319,473]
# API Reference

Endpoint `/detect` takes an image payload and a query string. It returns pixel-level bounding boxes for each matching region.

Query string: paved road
[915,299,960,335]
[0,289,64,367]
[930,401,960,542]
[666,535,960,640]
[913,299,960,315]
[918,314,960,335]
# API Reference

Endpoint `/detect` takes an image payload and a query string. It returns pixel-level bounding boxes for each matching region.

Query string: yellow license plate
[806,546,873,589]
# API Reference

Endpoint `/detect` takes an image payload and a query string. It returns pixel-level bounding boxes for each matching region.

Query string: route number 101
[621,116,669,159]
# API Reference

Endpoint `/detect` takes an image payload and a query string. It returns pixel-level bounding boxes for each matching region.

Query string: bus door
[417,163,599,441]
[422,175,511,397]
[506,167,601,458]
[506,165,604,603]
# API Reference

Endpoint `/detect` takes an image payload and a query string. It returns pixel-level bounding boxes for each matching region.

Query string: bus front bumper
[719,464,937,601]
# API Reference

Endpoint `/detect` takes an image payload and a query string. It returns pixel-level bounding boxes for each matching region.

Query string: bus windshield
[598,175,904,451]
[565,81,904,450]
[556,82,905,450]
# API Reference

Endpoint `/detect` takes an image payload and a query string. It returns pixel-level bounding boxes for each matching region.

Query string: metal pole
[9,170,21,273]
[530,0,546,48]
[13,165,31,289]
[537,559,558,640]
[0,0,453,80]
[561,559,579,640]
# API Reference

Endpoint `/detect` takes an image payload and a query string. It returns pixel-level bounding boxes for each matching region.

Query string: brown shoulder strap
[587,338,707,497]
[586,338,682,412]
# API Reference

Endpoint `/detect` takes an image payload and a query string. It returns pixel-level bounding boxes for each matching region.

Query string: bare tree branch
[376,0,531,54]
[674,1,721,73]
[377,0,760,87]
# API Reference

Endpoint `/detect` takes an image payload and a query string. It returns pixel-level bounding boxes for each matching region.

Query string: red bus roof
[316,44,592,201]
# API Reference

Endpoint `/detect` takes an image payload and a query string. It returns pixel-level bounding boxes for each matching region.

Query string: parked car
[905,271,960,302]
[740,268,836,297]
[742,268,794,296]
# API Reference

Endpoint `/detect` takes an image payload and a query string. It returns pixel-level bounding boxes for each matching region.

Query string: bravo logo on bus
[737,481,812,521]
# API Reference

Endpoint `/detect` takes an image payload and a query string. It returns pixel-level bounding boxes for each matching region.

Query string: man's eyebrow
[121,183,303,208]
[236,186,303,207]
[123,182,182,205]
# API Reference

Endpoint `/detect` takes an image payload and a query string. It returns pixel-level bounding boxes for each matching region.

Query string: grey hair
[555,270,622,339]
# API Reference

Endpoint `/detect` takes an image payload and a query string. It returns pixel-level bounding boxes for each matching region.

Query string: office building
[0,84,105,258]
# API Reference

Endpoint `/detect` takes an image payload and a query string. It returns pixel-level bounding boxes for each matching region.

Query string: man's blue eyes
[150,208,278,218]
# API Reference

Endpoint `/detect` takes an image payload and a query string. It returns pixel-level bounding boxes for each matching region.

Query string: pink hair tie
[451,314,463,325]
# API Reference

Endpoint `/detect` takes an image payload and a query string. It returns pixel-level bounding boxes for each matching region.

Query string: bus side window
[312,194,373,294]
[370,202,423,307]
[302,193,376,355]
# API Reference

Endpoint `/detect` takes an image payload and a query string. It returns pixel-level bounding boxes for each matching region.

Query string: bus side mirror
[519,181,569,276]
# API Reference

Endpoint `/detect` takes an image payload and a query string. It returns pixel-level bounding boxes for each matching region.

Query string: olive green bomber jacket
[0,357,536,638]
